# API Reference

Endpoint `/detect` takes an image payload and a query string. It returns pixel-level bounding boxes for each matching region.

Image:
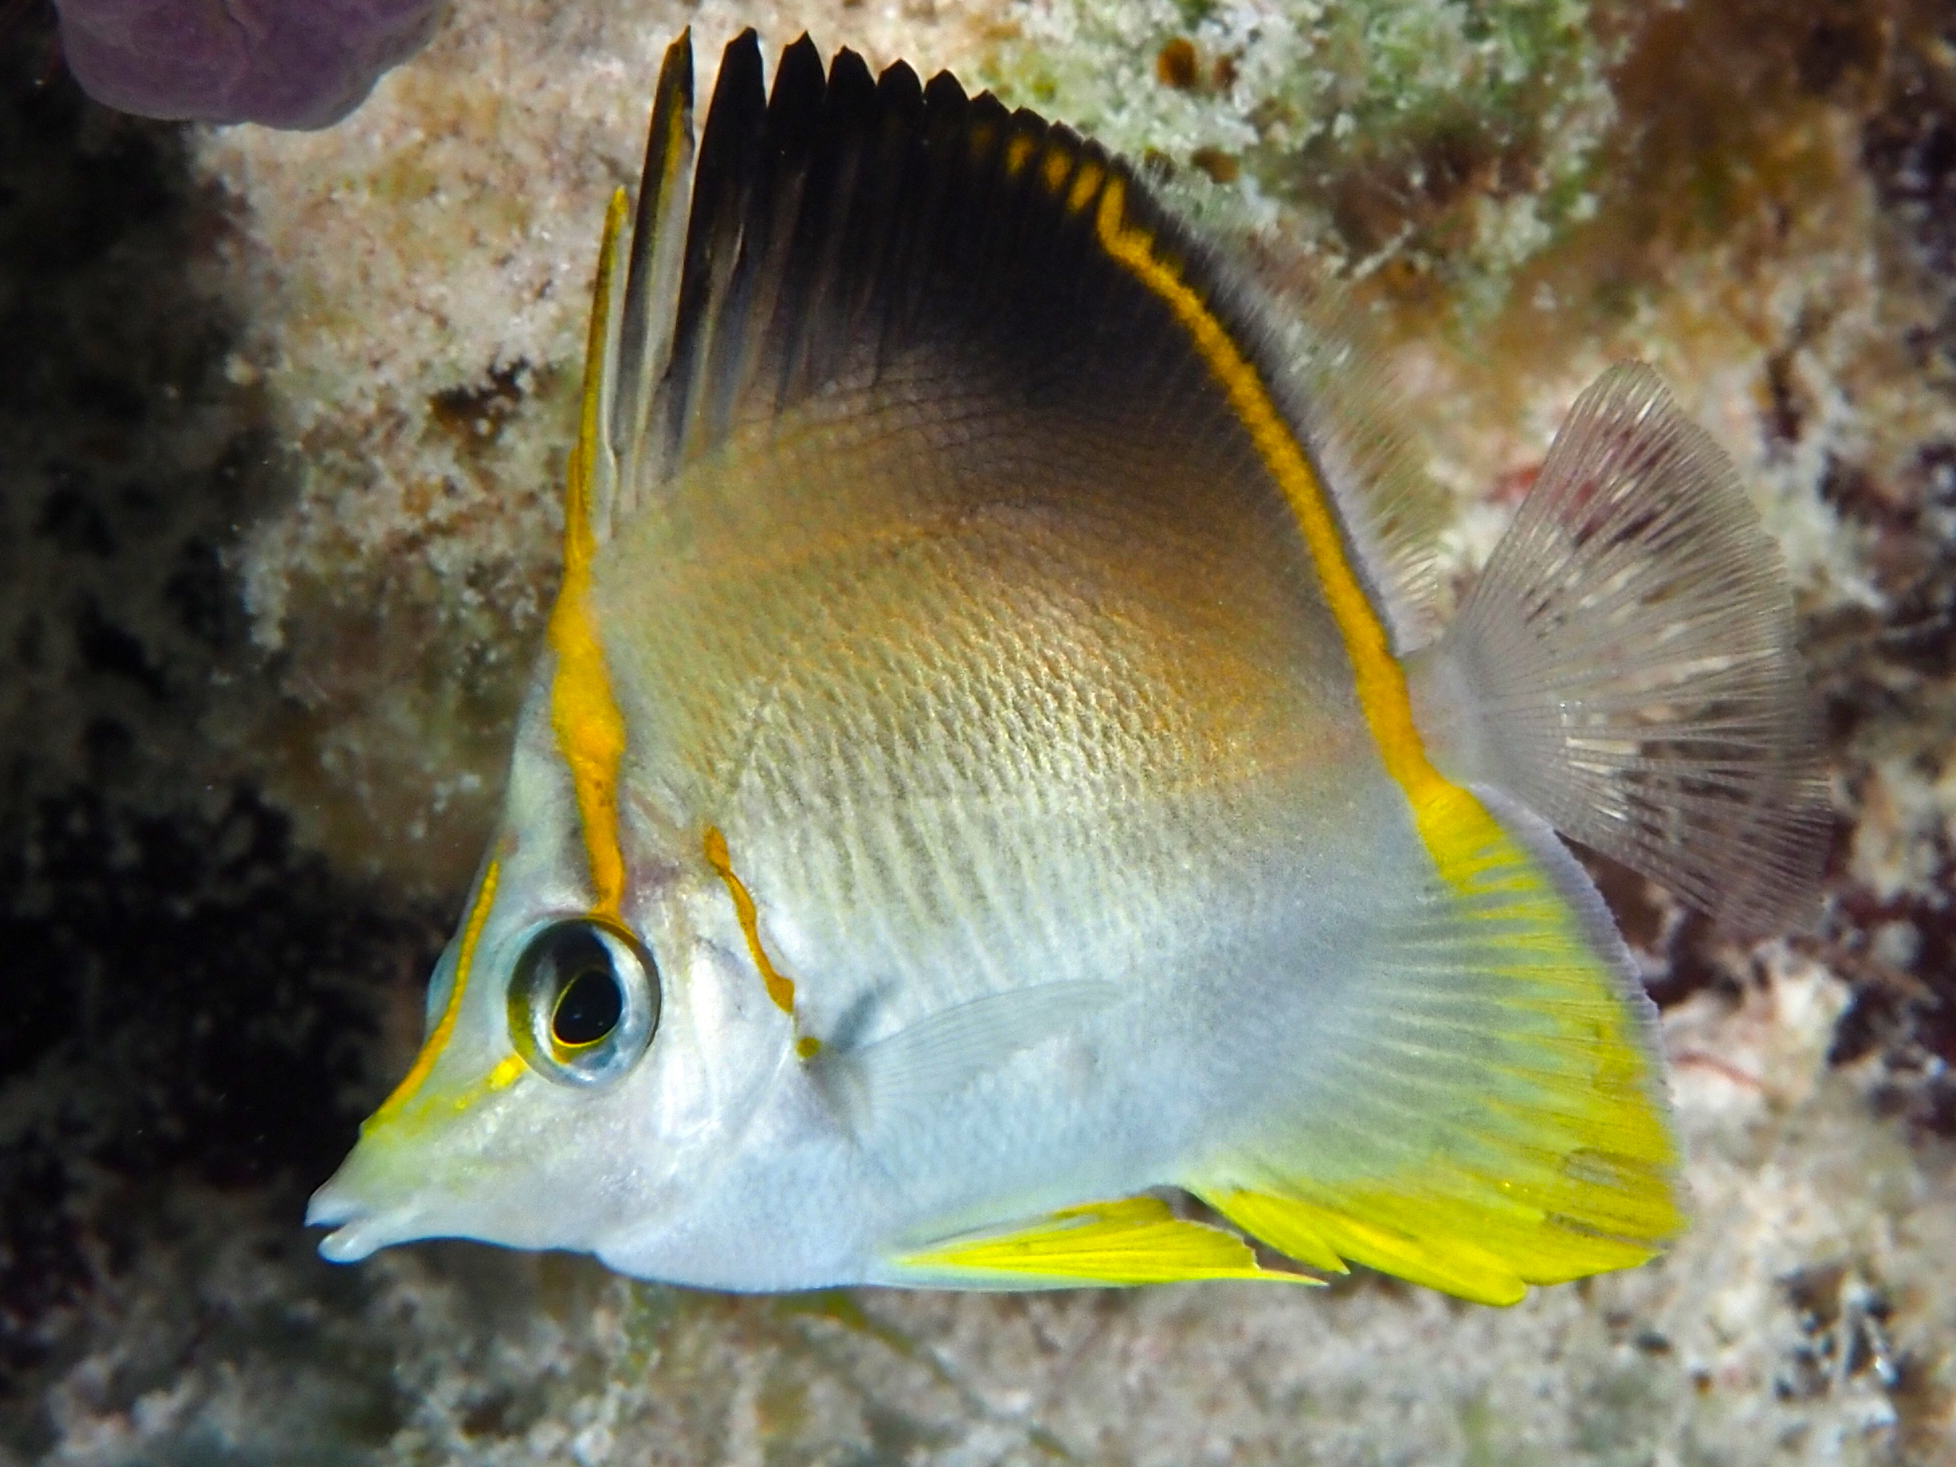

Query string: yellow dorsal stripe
[1065,160,1105,215]
[368,859,501,1127]
[1040,146,1071,194]
[702,825,798,1015]
[1090,179,1495,885]
[1087,179,1682,1299]
[549,187,633,920]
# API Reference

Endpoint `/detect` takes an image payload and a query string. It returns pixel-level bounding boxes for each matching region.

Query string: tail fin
[1409,363,1827,933]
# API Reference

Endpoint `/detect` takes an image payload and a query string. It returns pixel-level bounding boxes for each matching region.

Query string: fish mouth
[307,1163,421,1263]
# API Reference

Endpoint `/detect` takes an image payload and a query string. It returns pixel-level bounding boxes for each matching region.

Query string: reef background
[2,0,1953,1462]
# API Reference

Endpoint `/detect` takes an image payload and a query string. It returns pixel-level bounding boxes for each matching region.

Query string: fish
[307,29,1826,1304]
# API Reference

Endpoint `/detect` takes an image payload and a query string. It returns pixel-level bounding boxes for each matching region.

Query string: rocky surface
[2,0,1952,1462]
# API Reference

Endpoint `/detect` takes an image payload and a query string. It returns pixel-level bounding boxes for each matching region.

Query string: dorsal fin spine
[712,34,821,431]
[664,30,766,468]
[609,30,694,517]
[770,48,875,403]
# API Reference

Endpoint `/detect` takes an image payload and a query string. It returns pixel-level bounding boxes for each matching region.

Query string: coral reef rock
[3,0,1953,1463]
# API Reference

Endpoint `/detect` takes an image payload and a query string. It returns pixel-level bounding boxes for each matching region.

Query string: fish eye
[507,919,659,1087]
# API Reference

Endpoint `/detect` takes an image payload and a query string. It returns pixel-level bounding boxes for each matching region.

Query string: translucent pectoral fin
[823,980,1118,1127]
[893,1196,1317,1289]
[1198,796,1683,1307]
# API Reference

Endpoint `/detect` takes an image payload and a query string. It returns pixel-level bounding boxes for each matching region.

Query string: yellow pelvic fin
[548,188,633,921]
[702,825,798,1017]
[898,1196,1317,1288]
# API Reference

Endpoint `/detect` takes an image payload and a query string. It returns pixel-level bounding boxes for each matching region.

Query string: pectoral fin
[818,981,1118,1129]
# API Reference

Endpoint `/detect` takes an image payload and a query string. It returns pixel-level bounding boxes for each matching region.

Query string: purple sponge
[54,0,444,129]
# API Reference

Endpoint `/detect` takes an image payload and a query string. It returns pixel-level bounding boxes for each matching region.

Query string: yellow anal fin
[898,1197,1316,1289]
[1208,1176,1669,1308]
[1195,802,1685,1308]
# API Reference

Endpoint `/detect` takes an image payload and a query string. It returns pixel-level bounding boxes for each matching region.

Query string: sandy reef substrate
[3,0,1954,1462]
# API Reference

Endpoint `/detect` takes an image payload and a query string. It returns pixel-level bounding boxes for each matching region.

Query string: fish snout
[306,1146,430,1262]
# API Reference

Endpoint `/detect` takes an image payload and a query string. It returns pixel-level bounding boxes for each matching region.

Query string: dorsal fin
[587,30,1441,637]
[606,29,695,534]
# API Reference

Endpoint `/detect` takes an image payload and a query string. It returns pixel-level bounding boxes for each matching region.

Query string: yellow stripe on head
[549,187,633,920]
[702,825,798,1016]
[369,859,501,1128]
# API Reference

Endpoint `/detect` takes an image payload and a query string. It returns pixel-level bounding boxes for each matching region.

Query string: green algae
[977,0,1617,318]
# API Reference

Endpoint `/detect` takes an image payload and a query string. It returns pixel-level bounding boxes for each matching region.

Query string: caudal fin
[1410,363,1827,933]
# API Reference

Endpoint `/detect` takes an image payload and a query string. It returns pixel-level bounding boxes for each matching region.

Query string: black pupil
[553,963,623,1046]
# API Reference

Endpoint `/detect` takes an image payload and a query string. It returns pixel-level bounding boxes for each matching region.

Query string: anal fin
[1207,1169,1666,1308]
[1193,796,1683,1307]
[894,1196,1316,1289]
